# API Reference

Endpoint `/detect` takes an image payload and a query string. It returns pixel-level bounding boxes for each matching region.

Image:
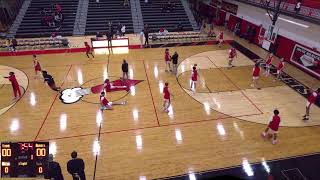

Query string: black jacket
[172,53,179,64]
[122,62,128,72]
[67,158,85,175]
[45,161,64,180]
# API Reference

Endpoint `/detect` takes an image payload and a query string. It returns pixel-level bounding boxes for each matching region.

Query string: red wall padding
[285,0,320,9]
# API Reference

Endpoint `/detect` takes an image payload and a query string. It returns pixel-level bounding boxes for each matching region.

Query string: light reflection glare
[212,97,221,109]
[10,118,20,133]
[30,92,36,106]
[94,47,129,54]
[159,81,164,93]
[153,66,159,78]
[59,113,67,132]
[130,86,136,96]
[175,128,182,144]
[96,110,103,126]
[129,68,134,79]
[261,158,270,173]
[168,104,174,119]
[49,141,57,157]
[233,122,244,139]
[203,102,210,115]
[136,135,143,151]
[242,158,254,176]
[139,176,147,180]
[217,123,226,136]
[133,109,139,121]
[188,172,197,180]
[93,139,100,156]
[103,68,108,80]
[181,64,185,73]
[77,69,83,85]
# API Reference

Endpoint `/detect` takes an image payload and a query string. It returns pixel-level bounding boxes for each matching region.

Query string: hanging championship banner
[290,44,320,79]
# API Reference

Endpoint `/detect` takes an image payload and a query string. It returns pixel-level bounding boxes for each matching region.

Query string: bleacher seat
[85,0,134,35]
[140,0,194,32]
[16,0,78,38]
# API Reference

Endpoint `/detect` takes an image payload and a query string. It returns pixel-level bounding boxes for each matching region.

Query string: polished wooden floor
[1,30,320,180]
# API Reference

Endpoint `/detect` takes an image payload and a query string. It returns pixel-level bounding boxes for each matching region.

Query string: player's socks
[272,139,277,145]
[261,132,266,138]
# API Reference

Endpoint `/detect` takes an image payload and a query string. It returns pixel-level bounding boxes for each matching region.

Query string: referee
[67,151,86,180]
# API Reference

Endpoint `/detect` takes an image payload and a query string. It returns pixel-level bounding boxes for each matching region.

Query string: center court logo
[59,79,143,104]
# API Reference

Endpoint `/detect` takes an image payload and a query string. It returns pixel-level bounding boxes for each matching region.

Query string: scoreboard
[1,142,49,178]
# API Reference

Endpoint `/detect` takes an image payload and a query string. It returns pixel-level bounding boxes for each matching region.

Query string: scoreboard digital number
[0,142,49,178]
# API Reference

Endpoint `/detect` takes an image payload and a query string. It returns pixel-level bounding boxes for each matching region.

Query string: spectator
[177,22,183,31]
[208,23,214,37]
[122,59,129,80]
[171,51,179,74]
[96,32,103,40]
[294,1,301,14]
[67,151,86,180]
[266,0,270,6]
[106,30,112,47]
[117,22,122,36]
[144,24,150,47]
[123,0,129,6]
[144,0,148,3]
[11,38,17,52]
[121,25,126,36]
[159,27,168,36]
[56,4,62,14]
[45,154,64,180]
[108,21,114,38]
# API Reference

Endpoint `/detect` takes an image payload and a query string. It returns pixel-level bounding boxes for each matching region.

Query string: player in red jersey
[261,109,281,145]
[103,79,127,92]
[163,82,171,113]
[264,53,273,76]
[100,91,126,110]
[164,48,171,72]
[218,31,224,47]
[4,72,21,99]
[275,58,285,81]
[228,47,237,67]
[33,55,42,77]
[303,88,320,120]
[84,42,94,59]
[190,66,198,92]
[251,62,261,89]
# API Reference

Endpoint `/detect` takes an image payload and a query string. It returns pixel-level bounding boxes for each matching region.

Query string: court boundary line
[142,60,160,126]
[206,56,264,114]
[36,112,261,141]
[34,65,73,140]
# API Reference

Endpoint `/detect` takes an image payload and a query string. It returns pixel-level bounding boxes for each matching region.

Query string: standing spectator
[106,30,112,48]
[294,1,301,14]
[171,51,179,74]
[144,26,149,47]
[122,59,129,80]
[139,30,144,48]
[45,154,64,180]
[117,22,122,37]
[11,37,17,52]
[121,25,126,36]
[67,151,86,180]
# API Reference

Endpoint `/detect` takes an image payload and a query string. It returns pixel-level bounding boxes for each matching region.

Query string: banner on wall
[290,44,320,78]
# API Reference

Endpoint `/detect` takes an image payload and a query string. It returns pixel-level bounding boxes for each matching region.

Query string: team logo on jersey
[59,79,143,104]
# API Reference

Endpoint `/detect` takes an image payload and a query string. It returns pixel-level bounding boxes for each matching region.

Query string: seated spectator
[162,1,174,12]
[56,4,62,13]
[159,27,168,36]
[123,0,129,6]
[176,22,183,31]
[54,12,62,23]
[208,23,214,37]
[96,32,103,39]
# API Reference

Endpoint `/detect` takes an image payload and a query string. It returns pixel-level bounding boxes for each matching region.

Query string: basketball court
[0,26,320,179]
